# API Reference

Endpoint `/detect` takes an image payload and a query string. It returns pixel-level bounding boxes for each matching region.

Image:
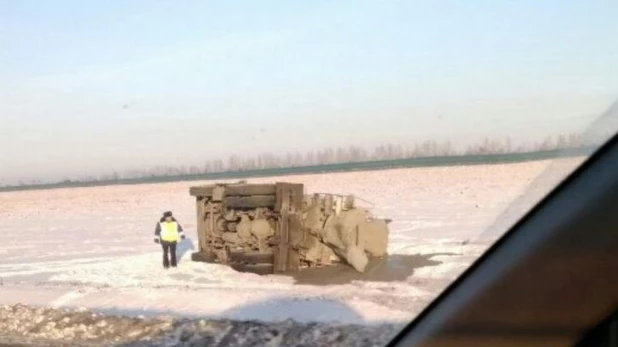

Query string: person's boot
[163,256,170,269]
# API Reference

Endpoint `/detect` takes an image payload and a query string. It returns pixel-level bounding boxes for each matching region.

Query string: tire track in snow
[51,290,86,308]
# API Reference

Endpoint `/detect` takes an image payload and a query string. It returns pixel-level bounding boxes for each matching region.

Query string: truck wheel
[225,184,276,196]
[190,184,276,197]
[224,195,276,209]
[191,252,217,263]
[230,263,275,275]
[228,251,274,264]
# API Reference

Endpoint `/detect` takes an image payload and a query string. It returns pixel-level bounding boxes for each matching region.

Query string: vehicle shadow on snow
[286,253,454,285]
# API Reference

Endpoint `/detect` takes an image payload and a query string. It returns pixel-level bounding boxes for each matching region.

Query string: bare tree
[17,131,594,188]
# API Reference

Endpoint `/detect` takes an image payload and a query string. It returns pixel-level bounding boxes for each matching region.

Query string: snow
[0,159,583,326]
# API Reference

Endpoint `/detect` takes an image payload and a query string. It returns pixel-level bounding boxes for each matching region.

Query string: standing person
[154,211,185,269]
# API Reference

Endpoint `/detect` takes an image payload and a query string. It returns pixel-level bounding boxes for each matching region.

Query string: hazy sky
[1,0,617,184]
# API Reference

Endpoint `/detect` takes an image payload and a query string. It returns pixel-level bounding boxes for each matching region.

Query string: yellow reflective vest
[160,221,180,242]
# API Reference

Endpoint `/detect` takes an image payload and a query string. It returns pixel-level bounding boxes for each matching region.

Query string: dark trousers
[161,241,177,268]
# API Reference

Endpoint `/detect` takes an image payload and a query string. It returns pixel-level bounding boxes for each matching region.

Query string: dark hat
[163,211,173,217]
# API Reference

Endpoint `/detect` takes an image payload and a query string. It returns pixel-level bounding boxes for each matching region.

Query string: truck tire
[225,184,276,196]
[229,263,275,275]
[191,252,217,263]
[228,251,274,264]
[224,195,276,209]
[190,184,276,197]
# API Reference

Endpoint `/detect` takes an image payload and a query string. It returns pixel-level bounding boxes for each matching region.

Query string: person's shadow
[177,237,196,262]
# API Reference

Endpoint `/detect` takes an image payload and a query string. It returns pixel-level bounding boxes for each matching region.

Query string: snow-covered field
[0,159,583,327]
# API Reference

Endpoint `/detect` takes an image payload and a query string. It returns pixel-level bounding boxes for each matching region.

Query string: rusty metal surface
[191,182,390,274]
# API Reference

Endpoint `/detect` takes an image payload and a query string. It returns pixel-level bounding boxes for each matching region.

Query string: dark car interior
[388,124,618,346]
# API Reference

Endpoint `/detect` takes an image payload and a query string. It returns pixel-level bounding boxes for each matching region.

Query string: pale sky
[1,0,617,184]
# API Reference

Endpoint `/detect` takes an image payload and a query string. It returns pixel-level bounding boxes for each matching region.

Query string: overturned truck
[189,182,390,275]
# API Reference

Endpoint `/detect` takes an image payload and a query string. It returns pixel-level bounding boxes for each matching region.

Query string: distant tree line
[0,132,602,188]
[107,132,594,181]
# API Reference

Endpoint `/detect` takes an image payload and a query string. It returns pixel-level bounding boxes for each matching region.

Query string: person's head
[163,211,173,222]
